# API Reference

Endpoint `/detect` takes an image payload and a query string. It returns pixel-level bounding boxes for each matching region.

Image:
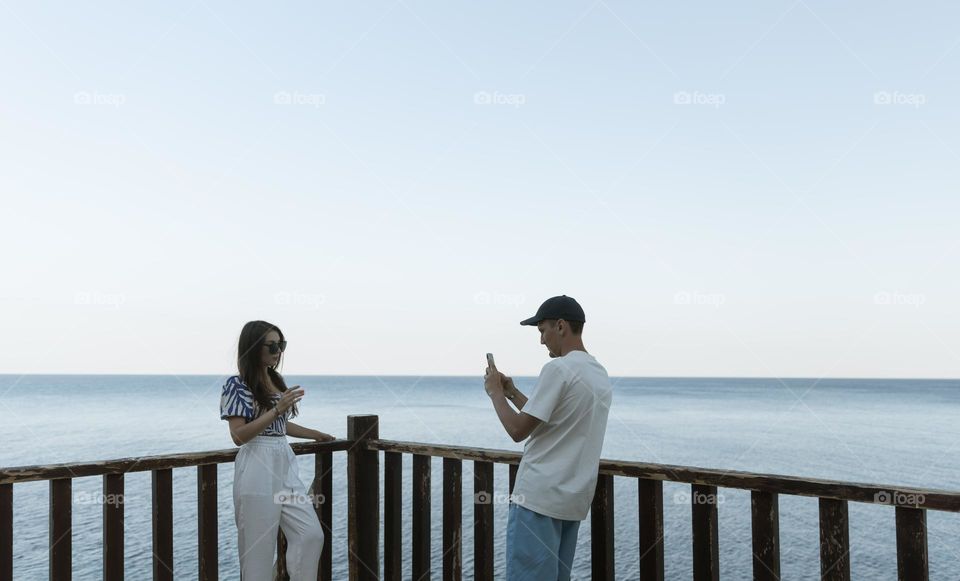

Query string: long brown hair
[237,320,298,418]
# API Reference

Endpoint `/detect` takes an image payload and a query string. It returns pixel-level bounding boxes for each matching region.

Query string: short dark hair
[545,319,584,335]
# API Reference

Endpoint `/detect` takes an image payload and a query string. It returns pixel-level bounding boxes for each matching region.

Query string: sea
[1,375,958,580]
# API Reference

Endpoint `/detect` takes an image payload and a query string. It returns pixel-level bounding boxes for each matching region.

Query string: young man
[484,295,612,581]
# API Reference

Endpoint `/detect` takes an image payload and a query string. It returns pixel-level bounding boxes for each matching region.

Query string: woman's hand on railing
[311,430,336,442]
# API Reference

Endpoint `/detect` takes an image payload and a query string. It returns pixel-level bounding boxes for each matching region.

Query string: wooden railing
[0,437,352,581]
[2,413,958,580]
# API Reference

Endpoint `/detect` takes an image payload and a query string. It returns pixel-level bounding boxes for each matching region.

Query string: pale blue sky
[1,1,958,377]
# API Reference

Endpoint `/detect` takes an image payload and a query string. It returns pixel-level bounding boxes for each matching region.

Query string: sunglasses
[263,340,287,354]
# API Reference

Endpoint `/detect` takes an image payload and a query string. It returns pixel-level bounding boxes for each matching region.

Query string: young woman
[220,320,335,580]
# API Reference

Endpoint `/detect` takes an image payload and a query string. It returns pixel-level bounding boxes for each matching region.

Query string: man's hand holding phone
[484,353,504,398]
[499,373,517,400]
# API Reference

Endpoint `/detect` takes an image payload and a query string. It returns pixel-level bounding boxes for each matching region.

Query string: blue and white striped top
[219,375,288,436]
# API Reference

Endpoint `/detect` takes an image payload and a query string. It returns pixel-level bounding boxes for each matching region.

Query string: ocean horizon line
[0,372,957,381]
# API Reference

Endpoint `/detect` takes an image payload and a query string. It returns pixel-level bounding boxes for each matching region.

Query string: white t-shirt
[512,350,612,521]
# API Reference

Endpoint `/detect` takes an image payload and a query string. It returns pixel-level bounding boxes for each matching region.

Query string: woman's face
[261,330,282,367]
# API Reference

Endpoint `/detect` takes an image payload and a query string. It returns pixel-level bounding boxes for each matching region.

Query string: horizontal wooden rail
[2,417,957,581]
[366,439,960,512]
[1,439,350,581]
[0,439,352,484]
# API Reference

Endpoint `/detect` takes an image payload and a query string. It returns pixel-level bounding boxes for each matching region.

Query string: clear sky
[1,1,958,378]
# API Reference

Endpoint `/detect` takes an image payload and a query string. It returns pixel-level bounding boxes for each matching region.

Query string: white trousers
[233,435,324,581]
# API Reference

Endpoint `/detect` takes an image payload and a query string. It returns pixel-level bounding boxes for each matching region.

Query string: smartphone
[486,353,496,368]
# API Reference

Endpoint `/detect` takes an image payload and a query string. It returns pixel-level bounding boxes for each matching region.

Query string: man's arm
[491,392,541,442]
[486,369,540,442]
[501,374,528,410]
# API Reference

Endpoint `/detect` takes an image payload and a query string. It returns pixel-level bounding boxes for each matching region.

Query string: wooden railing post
[896,507,928,581]
[473,461,494,581]
[384,452,403,581]
[818,498,850,581]
[152,469,174,581]
[315,450,334,581]
[591,473,615,580]
[412,454,432,581]
[103,473,124,581]
[691,484,719,581]
[638,478,664,581]
[0,483,10,581]
[347,415,380,581]
[50,478,72,581]
[443,458,462,581]
[197,465,217,581]
[751,490,780,581]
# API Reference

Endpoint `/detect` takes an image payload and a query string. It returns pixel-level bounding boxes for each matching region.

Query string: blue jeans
[506,503,581,581]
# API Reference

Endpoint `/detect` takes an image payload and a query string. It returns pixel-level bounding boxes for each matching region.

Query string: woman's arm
[226,387,306,445]
[227,409,281,446]
[287,421,336,441]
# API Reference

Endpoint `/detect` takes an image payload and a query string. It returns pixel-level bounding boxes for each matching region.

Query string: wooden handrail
[0,439,352,484]
[1,416,954,581]
[1,440,350,580]
[366,438,960,512]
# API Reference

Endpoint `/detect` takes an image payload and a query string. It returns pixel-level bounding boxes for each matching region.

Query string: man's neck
[559,343,587,357]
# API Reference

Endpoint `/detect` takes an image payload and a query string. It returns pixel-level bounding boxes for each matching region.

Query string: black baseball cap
[520,295,586,326]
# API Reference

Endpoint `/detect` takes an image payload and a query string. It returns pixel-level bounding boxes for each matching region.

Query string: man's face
[537,320,561,358]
